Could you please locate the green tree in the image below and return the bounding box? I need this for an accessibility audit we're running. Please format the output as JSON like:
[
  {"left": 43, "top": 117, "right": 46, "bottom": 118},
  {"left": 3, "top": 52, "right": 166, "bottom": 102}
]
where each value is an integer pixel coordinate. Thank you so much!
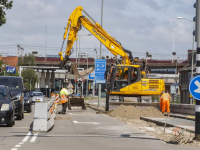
[
  {"left": 21, "top": 68, "right": 38, "bottom": 91},
  {"left": 0, "top": 0, "right": 13, "bottom": 26},
  {"left": 18, "top": 53, "right": 36, "bottom": 66}
]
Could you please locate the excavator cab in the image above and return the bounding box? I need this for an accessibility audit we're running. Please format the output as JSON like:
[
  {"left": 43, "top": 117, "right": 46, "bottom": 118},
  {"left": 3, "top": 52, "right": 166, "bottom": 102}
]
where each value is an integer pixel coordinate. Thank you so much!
[{"left": 108, "top": 65, "right": 141, "bottom": 92}]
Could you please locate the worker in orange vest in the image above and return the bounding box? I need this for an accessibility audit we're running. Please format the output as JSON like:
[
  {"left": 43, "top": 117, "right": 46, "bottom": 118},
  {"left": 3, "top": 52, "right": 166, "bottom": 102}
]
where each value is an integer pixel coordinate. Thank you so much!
[
  {"left": 160, "top": 91, "right": 171, "bottom": 117},
  {"left": 60, "top": 88, "right": 70, "bottom": 114}
]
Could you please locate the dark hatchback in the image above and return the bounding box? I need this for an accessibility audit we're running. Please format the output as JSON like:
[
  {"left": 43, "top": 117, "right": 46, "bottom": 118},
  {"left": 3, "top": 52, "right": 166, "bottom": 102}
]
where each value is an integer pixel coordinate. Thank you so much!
[
  {"left": 0, "top": 76, "right": 26, "bottom": 120},
  {"left": 0, "top": 85, "right": 16, "bottom": 127},
  {"left": 24, "top": 92, "right": 32, "bottom": 113}
]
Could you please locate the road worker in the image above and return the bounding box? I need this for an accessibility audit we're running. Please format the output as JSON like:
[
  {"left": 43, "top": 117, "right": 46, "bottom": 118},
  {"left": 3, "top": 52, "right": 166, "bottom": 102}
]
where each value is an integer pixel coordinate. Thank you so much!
[
  {"left": 60, "top": 87, "right": 70, "bottom": 114},
  {"left": 160, "top": 91, "right": 171, "bottom": 117}
]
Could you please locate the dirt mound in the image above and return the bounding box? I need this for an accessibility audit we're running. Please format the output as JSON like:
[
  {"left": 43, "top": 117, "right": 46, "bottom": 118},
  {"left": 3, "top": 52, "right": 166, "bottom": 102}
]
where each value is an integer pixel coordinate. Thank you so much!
[{"left": 108, "top": 105, "right": 164, "bottom": 119}]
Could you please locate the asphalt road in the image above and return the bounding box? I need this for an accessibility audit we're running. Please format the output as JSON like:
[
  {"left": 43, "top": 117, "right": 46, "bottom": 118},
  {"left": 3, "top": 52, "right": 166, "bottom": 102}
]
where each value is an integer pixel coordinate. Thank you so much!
[{"left": 0, "top": 105, "right": 199, "bottom": 150}]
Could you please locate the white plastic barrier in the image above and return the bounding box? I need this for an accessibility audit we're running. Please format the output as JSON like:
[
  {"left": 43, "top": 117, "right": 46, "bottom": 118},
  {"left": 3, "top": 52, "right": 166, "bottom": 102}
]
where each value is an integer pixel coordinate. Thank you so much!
[{"left": 33, "top": 98, "right": 57, "bottom": 133}]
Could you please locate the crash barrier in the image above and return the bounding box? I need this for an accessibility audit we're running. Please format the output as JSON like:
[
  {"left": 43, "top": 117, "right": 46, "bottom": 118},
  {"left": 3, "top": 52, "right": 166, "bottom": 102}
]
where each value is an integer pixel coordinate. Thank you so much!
[
  {"left": 109, "top": 102, "right": 195, "bottom": 115},
  {"left": 55, "top": 94, "right": 60, "bottom": 104},
  {"left": 51, "top": 93, "right": 55, "bottom": 99},
  {"left": 68, "top": 95, "right": 86, "bottom": 110},
  {"left": 33, "top": 98, "right": 57, "bottom": 133}
]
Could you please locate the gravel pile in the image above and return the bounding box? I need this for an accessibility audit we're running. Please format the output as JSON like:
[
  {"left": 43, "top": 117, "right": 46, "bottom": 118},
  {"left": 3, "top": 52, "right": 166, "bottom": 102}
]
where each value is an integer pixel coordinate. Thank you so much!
[{"left": 108, "top": 105, "right": 164, "bottom": 119}]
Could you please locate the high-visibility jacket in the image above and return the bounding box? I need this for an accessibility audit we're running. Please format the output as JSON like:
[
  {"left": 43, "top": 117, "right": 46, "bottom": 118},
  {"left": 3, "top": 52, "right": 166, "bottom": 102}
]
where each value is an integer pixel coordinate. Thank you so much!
[
  {"left": 160, "top": 93, "right": 171, "bottom": 113},
  {"left": 60, "top": 88, "right": 70, "bottom": 103}
]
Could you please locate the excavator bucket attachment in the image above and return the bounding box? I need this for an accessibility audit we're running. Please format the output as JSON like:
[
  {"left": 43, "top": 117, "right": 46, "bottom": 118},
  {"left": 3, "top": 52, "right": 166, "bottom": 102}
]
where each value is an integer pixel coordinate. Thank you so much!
[{"left": 70, "top": 64, "right": 94, "bottom": 78}]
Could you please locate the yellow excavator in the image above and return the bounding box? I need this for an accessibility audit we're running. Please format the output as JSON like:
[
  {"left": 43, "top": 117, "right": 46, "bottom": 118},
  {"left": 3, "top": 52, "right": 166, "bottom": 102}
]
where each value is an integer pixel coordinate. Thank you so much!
[{"left": 59, "top": 6, "right": 165, "bottom": 111}]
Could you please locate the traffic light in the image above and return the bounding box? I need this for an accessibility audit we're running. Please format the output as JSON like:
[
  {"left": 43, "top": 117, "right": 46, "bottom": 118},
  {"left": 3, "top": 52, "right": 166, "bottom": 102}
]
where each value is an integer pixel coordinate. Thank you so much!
[
  {"left": 0, "top": 67, "right": 1, "bottom": 73},
  {"left": 194, "top": 1, "right": 199, "bottom": 42}
]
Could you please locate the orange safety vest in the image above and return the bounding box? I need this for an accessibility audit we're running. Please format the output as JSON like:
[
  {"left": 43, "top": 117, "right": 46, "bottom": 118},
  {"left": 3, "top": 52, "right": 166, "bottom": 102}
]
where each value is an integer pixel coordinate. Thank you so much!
[{"left": 60, "top": 95, "right": 68, "bottom": 103}]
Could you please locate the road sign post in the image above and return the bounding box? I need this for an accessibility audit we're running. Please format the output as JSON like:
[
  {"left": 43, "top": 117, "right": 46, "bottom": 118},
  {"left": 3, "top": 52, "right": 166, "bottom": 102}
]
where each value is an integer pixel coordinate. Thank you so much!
[
  {"left": 194, "top": 0, "right": 200, "bottom": 140},
  {"left": 95, "top": 59, "right": 106, "bottom": 107}
]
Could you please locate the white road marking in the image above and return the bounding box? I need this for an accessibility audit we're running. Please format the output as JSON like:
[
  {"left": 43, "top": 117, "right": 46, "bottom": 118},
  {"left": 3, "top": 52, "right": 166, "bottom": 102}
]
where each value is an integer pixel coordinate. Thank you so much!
[
  {"left": 22, "top": 132, "right": 31, "bottom": 142},
  {"left": 11, "top": 148, "right": 18, "bottom": 150},
  {"left": 15, "top": 145, "right": 21, "bottom": 147},
  {"left": 69, "top": 113, "right": 86, "bottom": 115},
  {"left": 30, "top": 134, "right": 38, "bottom": 142},
  {"left": 73, "top": 121, "right": 100, "bottom": 124},
  {"left": 18, "top": 142, "right": 24, "bottom": 144}
]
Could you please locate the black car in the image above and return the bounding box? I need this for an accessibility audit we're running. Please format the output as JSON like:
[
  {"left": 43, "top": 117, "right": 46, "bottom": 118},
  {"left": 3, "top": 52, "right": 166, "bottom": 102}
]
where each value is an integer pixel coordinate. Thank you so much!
[
  {"left": 24, "top": 92, "right": 32, "bottom": 113},
  {"left": 0, "top": 76, "right": 26, "bottom": 120},
  {"left": 0, "top": 85, "right": 16, "bottom": 127}
]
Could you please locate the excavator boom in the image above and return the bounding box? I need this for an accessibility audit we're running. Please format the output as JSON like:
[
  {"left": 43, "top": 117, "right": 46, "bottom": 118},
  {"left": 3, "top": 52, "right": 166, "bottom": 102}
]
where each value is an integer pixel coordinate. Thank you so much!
[{"left": 59, "top": 6, "right": 133, "bottom": 72}]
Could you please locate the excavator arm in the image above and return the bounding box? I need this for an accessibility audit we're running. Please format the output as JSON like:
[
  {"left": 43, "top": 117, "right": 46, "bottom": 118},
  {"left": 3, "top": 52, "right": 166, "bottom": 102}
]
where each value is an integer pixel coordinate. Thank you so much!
[{"left": 59, "top": 6, "right": 133, "bottom": 71}]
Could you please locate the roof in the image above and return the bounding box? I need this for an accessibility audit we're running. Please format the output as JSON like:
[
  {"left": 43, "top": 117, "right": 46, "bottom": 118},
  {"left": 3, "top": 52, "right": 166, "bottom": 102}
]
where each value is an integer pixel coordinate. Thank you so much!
[{"left": 0, "top": 56, "right": 18, "bottom": 69}]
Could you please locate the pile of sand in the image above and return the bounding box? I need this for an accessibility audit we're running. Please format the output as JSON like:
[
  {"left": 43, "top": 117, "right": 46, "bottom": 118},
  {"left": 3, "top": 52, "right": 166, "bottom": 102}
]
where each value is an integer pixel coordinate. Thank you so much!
[{"left": 108, "top": 105, "right": 164, "bottom": 119}]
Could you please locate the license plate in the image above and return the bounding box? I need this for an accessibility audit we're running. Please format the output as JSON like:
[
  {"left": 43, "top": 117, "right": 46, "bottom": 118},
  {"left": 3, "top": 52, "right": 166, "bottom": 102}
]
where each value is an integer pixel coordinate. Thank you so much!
[{"left": 36, "top": 100, "right": 40, "bottom": 102}]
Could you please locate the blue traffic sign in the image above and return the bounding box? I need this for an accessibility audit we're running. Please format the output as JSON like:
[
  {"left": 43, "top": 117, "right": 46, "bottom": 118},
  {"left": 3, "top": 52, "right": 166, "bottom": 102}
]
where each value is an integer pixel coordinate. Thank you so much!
[
  {"left": 6, "top": 67, "right": 16, "bottom": 74},
  {"left": 189, "top": 75, "right": 200, "bottom": 100},
  {"left": 95, "top": 59, "right": 106, "bottom": 83}
]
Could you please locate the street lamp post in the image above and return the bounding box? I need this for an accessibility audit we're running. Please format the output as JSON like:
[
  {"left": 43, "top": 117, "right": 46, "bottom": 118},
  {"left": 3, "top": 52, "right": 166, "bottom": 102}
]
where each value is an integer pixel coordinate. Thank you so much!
[
  {"left": 176, "top": 57, "right": 180, "bottom": 75},
  {"left": 77, "top": 34, "right": 92, "bottom": 69},
  {"left": 177, "top": 17, "right": 195, "bottom": 79},
  {"left": 169, "top": 29, "right": 175, "bottom": 63},
  {"left": 44, "top": 25, "right": 47, "bottom": 61}
]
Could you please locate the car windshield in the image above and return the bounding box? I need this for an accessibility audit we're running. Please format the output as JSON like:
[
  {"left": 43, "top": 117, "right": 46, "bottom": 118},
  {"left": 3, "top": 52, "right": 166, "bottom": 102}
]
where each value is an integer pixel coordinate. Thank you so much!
[
  {"left": 0, "top": 78, "right": 20, "bottom": 91},
  {"left": 0, "top": 87, "right": 7, "bottom": 99},
  {"left": 33, "top": 93, "right": 43, "bottom": 96}
]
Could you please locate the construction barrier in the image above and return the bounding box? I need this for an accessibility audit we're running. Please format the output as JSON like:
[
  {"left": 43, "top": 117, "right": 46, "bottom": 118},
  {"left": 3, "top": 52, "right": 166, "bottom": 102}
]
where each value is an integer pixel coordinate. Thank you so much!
[
  {"left": 33, "top": 98, "right": 57, "bottom": 133},
  {"left": 55, "top": 94, "right": 60, "bottom": 104}
]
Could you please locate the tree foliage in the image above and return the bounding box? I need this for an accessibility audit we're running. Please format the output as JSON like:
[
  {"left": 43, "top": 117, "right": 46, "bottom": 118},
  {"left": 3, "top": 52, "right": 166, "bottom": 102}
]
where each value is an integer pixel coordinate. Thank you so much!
[
  {"left": 21, "top": 68, "right": 38, "bottom": 91},
  {"left": 18, "top": 53, "right": 36, "bottom": 66},
  {"left": 0, "top": 0, "right": 13, "bottom": 26}
]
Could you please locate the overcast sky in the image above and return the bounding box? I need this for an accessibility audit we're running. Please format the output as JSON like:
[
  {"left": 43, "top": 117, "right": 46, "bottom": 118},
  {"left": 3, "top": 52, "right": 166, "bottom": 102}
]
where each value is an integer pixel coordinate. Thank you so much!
[{"left": 0, "top": 0, "right": 196, "bottom": 59}]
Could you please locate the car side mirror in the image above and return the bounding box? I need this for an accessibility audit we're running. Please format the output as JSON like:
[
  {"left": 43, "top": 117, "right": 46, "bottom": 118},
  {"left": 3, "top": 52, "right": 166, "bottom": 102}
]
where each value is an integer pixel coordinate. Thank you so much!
[
  {"left": 22, "top": 88, "right": 27, "bottom": 92},
  {"left": 12, "top": 97, "right": 18, "bottom": 101}
]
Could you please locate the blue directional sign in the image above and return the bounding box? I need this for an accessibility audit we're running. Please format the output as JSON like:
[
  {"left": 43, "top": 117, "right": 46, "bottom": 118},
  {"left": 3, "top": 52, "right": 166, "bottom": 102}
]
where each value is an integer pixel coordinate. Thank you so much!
[
  {"left": 95, "top": 59, "right": 106, "bottom": 83},
  {"left": 6, "top": 67, "right": 16, "bottom": 74},
  {"left": 189, "top": 75, "right": 200, "bottom": 100},
  {"left": 89, "top": 71, "right": 95, "bottom": 80}
]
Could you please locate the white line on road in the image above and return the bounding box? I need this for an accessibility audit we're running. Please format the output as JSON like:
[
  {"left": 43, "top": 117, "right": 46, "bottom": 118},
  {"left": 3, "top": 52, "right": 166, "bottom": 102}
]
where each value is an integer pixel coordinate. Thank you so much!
[
  {"left": 69, "top": 113, "right": 86, "bottom": 115},
  {"left": 22, "top": 132, "right": 31, "bottom": 142},
  {"left": 15, "top": 145, "right": 21, "bottom": 147},
  {"left": 30, "top": 134, "right": 38, "bottom": 142},
  {"left": 11, "top": 148, "right": 18, "bottom": 150},
  {"left": 18, "top": 142, "right": 24, "bottom": 144},
  {"left": 73, "top": 121, "right": 100, "bottom": 124}
]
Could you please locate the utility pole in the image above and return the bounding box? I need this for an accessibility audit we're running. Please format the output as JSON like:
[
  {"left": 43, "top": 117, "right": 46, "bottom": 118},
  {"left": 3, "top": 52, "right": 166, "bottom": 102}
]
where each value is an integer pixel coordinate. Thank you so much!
[{"left": 98, "top": 0, "right": 104, "bottom": 107}]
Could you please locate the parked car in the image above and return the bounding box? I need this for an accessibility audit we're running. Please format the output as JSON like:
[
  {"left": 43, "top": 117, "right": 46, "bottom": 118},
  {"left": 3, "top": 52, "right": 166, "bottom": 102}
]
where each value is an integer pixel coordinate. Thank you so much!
[
  {"left": 0, "top": 85, "right": 16, "bottom": 127},
  {"left": 0, "top": 76, "right": 27, "bottom": 120},
  {"left": 32, "top": 92, "right": 44, "bottom": 103},
  {"left": 24, "top": 92, "right": 32, "bottom": 113}
]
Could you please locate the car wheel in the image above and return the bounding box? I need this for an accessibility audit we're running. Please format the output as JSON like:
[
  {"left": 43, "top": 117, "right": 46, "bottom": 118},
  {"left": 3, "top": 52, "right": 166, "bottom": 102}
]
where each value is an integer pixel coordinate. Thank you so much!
[
  {"left": 17, "top": 112, "right": 22, "bottom": 120},
  {"left": 13, "top": 116, "right": 15, "bottom": 125},
  {"left": 28, "top": 106, "right": 32, "bottom": 113},
  {"left": 7, "top": 116, "right": 13, "bottom": 127},
  {"left": 22, "top": 112, "right": 24, "bottom": 119}
]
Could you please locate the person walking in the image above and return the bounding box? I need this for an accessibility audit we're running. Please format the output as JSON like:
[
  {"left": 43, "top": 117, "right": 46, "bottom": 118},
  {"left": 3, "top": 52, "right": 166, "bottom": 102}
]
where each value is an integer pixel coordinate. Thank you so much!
[
  {"left": 160, "top": 91, "right": 171, "bottom": 117},
  {"left": 60, "top": 88, "right": 70, "bottom": 114}
]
